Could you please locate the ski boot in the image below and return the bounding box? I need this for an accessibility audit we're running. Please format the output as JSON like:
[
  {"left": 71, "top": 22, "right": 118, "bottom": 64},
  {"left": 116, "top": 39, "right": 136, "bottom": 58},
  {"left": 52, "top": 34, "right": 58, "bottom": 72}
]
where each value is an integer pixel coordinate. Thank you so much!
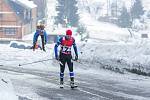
[
  {"left": 60, "top": 81, "right": 64, "bottom": 88},
  {"left": 70, "top": 81, "right": 78, "bottom": 89},
  {"left": 43, "top": 48, "right": 46, "bottom": 52}
]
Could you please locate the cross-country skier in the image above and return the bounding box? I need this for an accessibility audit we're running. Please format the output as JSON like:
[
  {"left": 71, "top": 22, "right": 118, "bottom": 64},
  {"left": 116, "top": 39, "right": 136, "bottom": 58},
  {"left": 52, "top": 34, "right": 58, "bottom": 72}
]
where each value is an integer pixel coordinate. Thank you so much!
[
  {"left": 54, "top": 29, "right": 78, "bottom": 88},
  {"left": 33, "top": 24, "right": 48, "bottom": 51}
]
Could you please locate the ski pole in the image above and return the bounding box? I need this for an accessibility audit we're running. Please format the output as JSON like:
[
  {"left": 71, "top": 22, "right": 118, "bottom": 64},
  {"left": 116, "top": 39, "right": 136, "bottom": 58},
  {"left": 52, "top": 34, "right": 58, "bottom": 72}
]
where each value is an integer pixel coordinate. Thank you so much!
[
  {"left": 18, "top": 58, "right": 53, "bottom": 66},
  {"left": 59, "top": 61, "right": 63, "bottom": 66},
  {"left": 56, "top": 60, "right": 63, "bottom": 66}
]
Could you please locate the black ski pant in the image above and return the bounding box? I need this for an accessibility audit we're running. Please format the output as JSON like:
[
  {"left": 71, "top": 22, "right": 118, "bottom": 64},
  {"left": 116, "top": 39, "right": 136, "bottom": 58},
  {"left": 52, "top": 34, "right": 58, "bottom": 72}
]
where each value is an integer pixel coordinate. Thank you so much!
[
  {"left": 59, "top": 53, "right": 74, "bottom": 82},
  {"left": 33, "top": 35, "right": 45, "bottom": 51},
  {"left": 40, "top": 35, "right": 45, "bottom": 51}
]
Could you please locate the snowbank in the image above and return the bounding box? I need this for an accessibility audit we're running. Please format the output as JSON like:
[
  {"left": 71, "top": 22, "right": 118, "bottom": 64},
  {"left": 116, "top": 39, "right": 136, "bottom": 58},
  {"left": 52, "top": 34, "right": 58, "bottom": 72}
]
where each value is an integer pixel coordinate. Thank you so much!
[
  {"left": 79, "top": 38, "right": 150, "bottom": 75},
  {"left": 9, "top": 41, "right": 32, "bottom": 49}
]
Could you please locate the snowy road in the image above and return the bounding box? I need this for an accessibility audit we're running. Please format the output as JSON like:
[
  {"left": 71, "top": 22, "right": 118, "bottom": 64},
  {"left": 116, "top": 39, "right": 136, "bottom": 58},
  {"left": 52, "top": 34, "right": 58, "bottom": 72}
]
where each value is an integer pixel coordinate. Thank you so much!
[{"left": 0, "top": 63, "right": 150, "bottom": 100}]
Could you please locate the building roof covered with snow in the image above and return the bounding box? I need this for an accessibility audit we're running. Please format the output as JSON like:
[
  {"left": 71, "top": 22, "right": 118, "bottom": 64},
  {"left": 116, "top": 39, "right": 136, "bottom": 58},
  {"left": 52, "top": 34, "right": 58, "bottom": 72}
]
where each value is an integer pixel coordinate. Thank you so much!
[{"left": 10, "top": 0, "right": 37, "bottom": 9}]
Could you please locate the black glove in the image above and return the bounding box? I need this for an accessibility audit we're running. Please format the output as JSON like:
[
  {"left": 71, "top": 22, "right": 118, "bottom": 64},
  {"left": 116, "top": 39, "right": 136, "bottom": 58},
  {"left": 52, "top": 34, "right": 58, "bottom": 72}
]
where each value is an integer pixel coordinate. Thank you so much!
[{"left": 75, "top": 55, "right": 78, "bottom": 61}]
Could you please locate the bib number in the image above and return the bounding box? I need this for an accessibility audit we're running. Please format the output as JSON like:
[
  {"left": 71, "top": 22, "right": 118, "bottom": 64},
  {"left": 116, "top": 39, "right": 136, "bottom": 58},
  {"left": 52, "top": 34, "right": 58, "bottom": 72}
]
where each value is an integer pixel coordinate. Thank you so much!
[{"left": 62, "top": 46, "right": 71, "bottom": 53}]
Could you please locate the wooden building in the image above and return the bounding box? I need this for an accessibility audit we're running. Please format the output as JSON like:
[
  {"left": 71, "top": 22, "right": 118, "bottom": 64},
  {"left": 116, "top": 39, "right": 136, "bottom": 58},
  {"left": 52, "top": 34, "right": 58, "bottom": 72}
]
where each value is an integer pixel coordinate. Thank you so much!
[{"left": 0, "top": 0, "right": 37, "bottom": 40}]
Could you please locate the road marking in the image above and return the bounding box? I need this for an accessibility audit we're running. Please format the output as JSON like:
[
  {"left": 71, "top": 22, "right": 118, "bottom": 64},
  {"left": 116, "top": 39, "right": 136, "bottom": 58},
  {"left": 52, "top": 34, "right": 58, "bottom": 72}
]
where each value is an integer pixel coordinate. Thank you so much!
[
  {"left": 64, "top": 84, "right": 110, "bottom": 100},
  {"left": 78, "top": 88, "right": 110, "bottom": 100}
]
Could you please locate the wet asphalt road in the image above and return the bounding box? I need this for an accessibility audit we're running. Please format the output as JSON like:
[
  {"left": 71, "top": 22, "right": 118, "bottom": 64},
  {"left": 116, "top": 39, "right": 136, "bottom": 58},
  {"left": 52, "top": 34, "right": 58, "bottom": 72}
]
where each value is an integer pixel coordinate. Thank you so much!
[{"left": 0, "top": 64, "right": 150, "bottom": 100}]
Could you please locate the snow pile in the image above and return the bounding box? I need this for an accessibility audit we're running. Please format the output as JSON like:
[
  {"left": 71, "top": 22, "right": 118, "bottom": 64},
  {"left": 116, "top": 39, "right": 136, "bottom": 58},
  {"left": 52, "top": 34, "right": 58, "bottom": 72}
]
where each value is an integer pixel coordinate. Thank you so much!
[
  {"left": 9, "top": 41, "right": 32, "bottom": 49},
  {"left": 79, "top": 38, "right": 150, "bottom": 74},
  {"left": 0, "top": 43, "right": 53, "bottom": 68},
  {"left": 0, "top": 74, "right": 18, "bottom": 100}
]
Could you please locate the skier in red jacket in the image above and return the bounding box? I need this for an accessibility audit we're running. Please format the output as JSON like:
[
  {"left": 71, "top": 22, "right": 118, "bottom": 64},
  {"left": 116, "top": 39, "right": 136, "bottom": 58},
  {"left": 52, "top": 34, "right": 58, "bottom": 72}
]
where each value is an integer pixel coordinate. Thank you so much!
[{"left": 54, "top": 29, "right": 78, "bottom": 88}]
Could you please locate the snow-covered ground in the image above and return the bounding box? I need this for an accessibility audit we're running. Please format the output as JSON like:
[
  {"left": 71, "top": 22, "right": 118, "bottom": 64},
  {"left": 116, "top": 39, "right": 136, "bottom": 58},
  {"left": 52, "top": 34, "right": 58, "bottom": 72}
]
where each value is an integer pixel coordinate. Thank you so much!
[
  {"left": 0, "top": 41, "right": 150, "bottom": 99},
  {"left": 77, "top": 13, "right": 150, "bottom": 74},
  {"left": 0, "top": 74, "right": 18, "bottom": 100},
  {"left": 0, "top": 43, "right": 53, "bottom": 99},
  {"left": 79, "top": 12, "right": 131, "bottom": 41}
]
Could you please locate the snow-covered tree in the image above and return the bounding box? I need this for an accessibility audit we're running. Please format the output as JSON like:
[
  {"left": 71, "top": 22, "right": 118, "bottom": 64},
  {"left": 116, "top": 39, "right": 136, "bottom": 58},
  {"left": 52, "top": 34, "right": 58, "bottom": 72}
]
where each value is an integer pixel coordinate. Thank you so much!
[
  {"left": 118, "top": 6, "right": 131, "bottom": 28},
  {"left": 55, "top": 0, "right": 79, "bottom": 27},
  {"left": 76, "top": 24, "right": 88, "bottom": 41},
  {"left": 131, "top": 0, "right": 144, "bottom": 19},
  {"left": 111, "top": 2, "right": 117, "bottom": 17}
]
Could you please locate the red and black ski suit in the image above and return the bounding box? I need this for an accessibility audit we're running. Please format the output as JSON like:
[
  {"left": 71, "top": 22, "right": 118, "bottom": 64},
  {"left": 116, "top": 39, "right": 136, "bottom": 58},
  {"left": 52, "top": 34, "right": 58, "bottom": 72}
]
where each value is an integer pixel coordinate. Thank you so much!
[{"left": 54, "top": 36, "right": 78, "bottom": 83}]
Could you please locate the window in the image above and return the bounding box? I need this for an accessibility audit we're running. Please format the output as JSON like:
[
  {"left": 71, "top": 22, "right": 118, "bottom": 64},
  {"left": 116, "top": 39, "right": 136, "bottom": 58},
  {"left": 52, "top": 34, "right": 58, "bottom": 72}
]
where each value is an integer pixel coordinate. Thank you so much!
[
  {"left": 0, "top": 27, "right": 3, "bottom": 32},
  {"left": 24, "top": 10, "right": 31, "bottom": 22},
  {"left": 0, "top": 14, "right": 3, "bottom": 18},
  {"left": 4, "top": 28, "right": 16, "bottom": 35}
]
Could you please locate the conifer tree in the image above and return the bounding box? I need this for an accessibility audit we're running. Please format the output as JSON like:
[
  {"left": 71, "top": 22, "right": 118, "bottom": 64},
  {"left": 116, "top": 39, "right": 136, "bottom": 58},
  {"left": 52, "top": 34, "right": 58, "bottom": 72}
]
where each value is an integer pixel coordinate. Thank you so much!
[
  {"left": 119, "top": 6, "right": 131, "bottom": 28},
  {"left": 55, "top": 0, "right": 79, "bottom": 27},
  {"left": 131, "top": 0, "right": 144, "bottom": 19}
]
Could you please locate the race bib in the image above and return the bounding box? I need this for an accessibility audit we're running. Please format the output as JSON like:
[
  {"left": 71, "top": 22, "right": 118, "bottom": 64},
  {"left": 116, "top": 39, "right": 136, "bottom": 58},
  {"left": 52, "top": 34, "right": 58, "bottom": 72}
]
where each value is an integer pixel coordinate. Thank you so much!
[{"left": 61, "top": 46, "right": 71, "bottom": 53}]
